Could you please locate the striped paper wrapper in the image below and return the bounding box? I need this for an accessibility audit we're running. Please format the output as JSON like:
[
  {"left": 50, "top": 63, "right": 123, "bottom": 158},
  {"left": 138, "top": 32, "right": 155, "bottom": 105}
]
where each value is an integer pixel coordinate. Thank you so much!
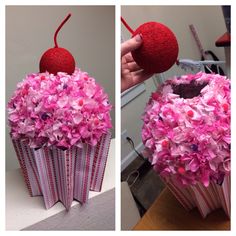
[
  {"left": 162, "top": 175, "right": 230, "bottom": 218},
  {"left": 90, "top": 132, "right": 111, "bottom": 192},
  {"left": 11, "top": 132, "right": 111, "bottom": 210}
]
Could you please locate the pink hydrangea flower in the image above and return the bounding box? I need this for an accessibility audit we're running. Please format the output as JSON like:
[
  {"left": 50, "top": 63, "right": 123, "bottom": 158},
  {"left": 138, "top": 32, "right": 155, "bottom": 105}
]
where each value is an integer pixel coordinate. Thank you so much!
[
  {"left": 142, "top": 72, "right": 230, "bottom": 187},
  {"left": 8, "top": 68, "right": 112, "bottom": 149}
]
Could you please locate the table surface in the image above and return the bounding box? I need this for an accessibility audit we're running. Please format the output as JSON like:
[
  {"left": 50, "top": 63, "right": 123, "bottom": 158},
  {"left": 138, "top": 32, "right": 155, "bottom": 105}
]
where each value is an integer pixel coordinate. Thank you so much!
[
  {"left": 6, "top": 139, "right": 115, "bottom": 231},
  {"left": 134, "top": 187, "right": 230, "bottom": 230}
]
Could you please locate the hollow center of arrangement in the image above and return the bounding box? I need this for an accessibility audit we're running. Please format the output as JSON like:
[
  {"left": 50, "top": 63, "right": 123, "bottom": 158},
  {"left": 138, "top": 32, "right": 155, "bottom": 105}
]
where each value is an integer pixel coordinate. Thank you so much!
[{"left": 172, "top": 81, "right": 208, "bottom": 99}]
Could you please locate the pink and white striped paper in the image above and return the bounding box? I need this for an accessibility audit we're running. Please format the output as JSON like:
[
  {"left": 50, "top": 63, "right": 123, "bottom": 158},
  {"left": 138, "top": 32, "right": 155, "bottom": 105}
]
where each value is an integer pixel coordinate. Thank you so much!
[
  {"left": 12, "top": 132, "right": 111, "bottom": 210},
  {"left": 162, "top": 175, "right": 230, "bottom": 218},
  {"left": 90, "top": 132, "right": 111, "bottom": 192}
]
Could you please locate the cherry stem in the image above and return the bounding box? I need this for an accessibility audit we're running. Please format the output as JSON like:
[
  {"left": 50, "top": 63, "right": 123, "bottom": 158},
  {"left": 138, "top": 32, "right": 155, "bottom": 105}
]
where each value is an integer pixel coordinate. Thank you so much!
[
  {"left": 54, "top": 13, "right": 72, "bottom": 48},
  {"left": 121, "top": 17, "right": 134, "bottom": 34}
]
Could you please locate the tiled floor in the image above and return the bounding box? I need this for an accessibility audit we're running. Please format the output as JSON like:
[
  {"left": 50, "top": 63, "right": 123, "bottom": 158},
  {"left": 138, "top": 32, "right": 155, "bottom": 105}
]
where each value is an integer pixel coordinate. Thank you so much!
[{"left": 121, "top": 156, "right": 165, "bottom": 215}]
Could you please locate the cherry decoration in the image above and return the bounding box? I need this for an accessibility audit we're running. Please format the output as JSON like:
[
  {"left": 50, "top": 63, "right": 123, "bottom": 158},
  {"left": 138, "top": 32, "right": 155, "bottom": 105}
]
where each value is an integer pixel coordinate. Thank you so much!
[
  {"left": 121, "top": 17, "right": 179, "bottom": 74},
  {"left": 39, "top": 13, "right": 75, "bottom": 75}
]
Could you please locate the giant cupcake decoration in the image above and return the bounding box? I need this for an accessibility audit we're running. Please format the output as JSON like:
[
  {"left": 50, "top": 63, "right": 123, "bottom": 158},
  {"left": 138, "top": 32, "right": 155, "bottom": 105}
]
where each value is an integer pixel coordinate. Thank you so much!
[
  {"left": 8, "top": 14, "right": 112, "bottom": 149},
  {"left": 142, "top": 72, "right": 230, "bottom": 186},
  {"left": 142, "top": 72, "right": 230, "bottom": 218},
  {"left": 7, "top": 13, "right": 112, "bottom": 210}
]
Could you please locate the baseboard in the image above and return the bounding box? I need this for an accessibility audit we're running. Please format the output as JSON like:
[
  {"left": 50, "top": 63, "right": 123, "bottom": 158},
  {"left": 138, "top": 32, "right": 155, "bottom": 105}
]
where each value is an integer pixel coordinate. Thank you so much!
[{"left": 121, "top": 142, "right": 144, "bottom": 172}]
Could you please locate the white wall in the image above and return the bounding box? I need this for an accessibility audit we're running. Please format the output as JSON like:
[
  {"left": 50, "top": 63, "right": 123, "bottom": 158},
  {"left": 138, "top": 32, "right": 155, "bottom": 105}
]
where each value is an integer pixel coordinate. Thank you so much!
[
  {"left": 6, "top": 6, "right": 115, "bottom": 170},
  {"left": 121, "top": 6, "right": 227, "bottom": 170}
]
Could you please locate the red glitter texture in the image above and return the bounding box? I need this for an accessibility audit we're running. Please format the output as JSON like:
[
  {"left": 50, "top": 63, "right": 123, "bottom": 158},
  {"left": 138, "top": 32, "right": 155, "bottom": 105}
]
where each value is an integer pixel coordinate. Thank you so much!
[
  {"left": 39, "top": 47, "right": 75, "bottom": 75},
  {"left": 187, "top": 110, "right": 194, "bottom": 117},
  {"left": 39, "top": 14, "right": 75, "bottom": 75},
  {"left": 132, "top": 22, "right": 179, "bottom": 73}
]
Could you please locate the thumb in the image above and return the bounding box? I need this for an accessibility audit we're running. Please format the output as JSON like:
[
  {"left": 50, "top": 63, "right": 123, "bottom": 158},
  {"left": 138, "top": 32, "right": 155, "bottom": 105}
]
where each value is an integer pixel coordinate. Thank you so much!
[{"left": 121, "top": 34, "right": 142, "bottom": 57}]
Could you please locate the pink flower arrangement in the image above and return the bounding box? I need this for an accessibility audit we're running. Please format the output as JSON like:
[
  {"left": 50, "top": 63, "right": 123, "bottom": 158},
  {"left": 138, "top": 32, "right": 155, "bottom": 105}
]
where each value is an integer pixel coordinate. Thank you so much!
[
  {"left": 8, "top": 68, "right": 112, "bottom": 149},
  {"left": 142, "top": 72, "right": 230, "bottom": 187}
]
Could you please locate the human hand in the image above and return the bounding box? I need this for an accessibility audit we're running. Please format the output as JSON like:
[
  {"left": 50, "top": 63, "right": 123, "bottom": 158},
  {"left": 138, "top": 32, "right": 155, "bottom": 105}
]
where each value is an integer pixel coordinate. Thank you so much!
[{"left": 121, "top": 34, "right": 153, "bottom": 92}]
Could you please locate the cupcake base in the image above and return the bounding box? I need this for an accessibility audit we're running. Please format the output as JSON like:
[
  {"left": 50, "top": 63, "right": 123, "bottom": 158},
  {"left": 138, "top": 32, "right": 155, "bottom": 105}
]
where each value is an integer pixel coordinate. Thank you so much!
[
  {"left": 12, "top": 132, "right": 111, "bottom": 210},
  {"left": 162, "top": 175, "right": 230, "bottom": 218}
]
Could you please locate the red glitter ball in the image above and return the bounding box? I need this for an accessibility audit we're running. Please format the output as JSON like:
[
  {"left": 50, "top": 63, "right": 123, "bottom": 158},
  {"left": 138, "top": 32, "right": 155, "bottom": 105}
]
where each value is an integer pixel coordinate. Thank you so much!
[
  {"left": 178, "top": 167, "right": 185, "bottom": 175},
  {"left": 94, "top": 118, "right": 99, "bottom": 126},
  {"left": 151, "top": 92, "right": 159, "bottom": 100},
  {"left": 187, "top": 110, "right": 194, "bottom": 117},
  {"left": 131, "top": 22, "right": 179, "bottom": 73},
  {"left": 222, "top": 103, "right": 229, "bottom": 112},
  {"left": 78, "top": 99, "right": 84, "bottom": 106},
  {"left": 161, "top": 140, "right": 169, "bottom": 148},
  {"left": 39, "top": 47, "right": 75, "bottom": 75}
]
